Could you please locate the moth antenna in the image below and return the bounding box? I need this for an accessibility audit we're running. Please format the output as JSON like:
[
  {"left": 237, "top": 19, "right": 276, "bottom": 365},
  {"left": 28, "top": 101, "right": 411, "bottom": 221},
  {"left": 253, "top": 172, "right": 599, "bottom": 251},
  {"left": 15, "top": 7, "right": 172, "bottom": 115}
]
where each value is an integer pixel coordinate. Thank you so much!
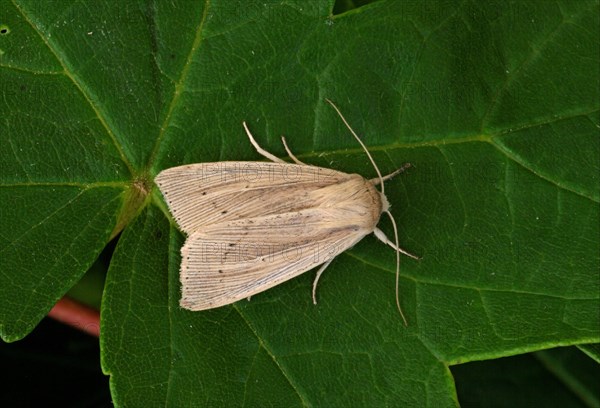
[
  {"left": 325, "top": 99, "right": 386, "bottom": 194},
  {"left": 385, "top": 210, "right": 408, "bottom": 326},
  {"left": 327, "top": 99, "right": 408, "bottom": 324}
]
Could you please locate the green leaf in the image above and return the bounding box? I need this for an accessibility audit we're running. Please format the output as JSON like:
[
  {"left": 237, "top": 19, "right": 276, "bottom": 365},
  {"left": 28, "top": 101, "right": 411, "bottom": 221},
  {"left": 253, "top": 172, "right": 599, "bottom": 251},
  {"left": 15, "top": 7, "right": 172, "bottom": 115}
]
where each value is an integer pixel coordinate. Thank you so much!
[
  {"left": 0, "top": 0, "right": 135, "bottom": 340},
  {"left": 1, "top": 0, "right": 598, "bottom": 405}
]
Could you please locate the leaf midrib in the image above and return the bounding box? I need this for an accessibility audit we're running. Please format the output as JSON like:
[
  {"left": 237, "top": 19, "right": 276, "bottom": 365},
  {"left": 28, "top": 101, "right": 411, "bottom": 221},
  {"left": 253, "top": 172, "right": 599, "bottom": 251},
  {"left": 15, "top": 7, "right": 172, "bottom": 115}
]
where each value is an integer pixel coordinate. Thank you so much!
[{"left": 145, "top": 0, "right": 212, "bottom": 173}]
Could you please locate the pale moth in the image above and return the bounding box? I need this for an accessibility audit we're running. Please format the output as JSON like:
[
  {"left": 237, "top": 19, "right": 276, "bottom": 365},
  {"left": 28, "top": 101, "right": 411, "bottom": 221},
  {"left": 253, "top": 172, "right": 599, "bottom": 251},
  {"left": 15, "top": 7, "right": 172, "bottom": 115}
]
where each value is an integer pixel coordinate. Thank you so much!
[{"left": 155, "top": 99, "right": 418, "bottom": 324}]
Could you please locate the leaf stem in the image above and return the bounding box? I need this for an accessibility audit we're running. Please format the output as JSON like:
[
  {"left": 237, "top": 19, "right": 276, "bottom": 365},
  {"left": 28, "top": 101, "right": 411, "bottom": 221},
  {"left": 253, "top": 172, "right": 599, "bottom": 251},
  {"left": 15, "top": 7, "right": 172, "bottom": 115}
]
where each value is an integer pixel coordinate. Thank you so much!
[{"left": 48, "top": 297, "right": 100, "bottom": 338}]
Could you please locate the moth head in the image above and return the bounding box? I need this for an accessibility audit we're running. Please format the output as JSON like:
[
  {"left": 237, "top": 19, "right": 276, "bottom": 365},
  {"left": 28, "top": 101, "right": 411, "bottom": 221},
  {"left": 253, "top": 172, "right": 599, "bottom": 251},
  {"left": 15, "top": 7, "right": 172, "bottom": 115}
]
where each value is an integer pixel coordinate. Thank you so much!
[{"left": 380, "top": 191, "right": 390, "bottom": 213}]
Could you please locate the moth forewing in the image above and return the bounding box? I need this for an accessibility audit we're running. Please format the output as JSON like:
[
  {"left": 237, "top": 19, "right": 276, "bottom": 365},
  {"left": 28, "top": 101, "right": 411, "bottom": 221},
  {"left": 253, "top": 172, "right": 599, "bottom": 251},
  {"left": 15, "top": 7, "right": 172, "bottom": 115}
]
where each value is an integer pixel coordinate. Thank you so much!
[
  {"left": 155, "top": 99, "right": 415, "bottom": 324},
  {"left": 154, "top": 162, "right": 349, "bottom": 234},
  {"left": 179, "top": 205, "right": 374, "bottom": 310}
]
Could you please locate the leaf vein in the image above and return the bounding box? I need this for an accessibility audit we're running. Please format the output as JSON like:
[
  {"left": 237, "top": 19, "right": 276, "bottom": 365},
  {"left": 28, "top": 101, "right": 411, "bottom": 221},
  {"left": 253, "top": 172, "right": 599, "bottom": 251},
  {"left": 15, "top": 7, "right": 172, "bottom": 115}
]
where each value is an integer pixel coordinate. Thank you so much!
[
  {"left": 146, "top": 0, "right": 212, "bottom": 171},
  {"left": 233, "top": 305, "right": 310, "bottom": 407},
  {"left": 10, "top": 0, "right": 135, "bottom": 176}
]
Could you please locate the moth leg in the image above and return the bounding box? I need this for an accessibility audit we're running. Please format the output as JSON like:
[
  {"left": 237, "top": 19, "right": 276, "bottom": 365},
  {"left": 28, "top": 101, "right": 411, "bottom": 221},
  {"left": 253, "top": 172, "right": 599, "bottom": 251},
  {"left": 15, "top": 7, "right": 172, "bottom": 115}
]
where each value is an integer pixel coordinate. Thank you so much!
[
  {"left": 281, "top": 136, "right": 307, "bottom": 165},
  {"left": 243, "top": 122, "right": 286, "bottom": 163},
  {"left": 371, "top": 163, "right": 412, "bottom": 185},
  {"left": 373, "top": 228, "right": 420, "bottom": 260},
  {"left": 312, "top": 258, "right": 335, "bottom": 305}
]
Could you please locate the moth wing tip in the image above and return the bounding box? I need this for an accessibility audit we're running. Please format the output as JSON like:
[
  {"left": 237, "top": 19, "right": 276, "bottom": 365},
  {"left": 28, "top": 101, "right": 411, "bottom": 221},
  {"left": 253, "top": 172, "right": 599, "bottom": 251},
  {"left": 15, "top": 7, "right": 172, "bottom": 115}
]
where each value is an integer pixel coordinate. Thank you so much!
[
  {"left": 181, "top": 297, "right": 217, "bottom": 311},
  {"left": 180, "top": 297, "right": 198, "bottom": 310}
]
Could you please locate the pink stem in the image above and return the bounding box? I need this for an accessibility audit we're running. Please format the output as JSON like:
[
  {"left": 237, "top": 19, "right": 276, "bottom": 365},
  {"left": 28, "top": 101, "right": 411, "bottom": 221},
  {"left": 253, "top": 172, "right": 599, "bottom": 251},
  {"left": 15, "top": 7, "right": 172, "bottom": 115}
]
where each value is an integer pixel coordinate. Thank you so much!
[{"left": 48, "top": 297, "right": 100, "bottom": 337}]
